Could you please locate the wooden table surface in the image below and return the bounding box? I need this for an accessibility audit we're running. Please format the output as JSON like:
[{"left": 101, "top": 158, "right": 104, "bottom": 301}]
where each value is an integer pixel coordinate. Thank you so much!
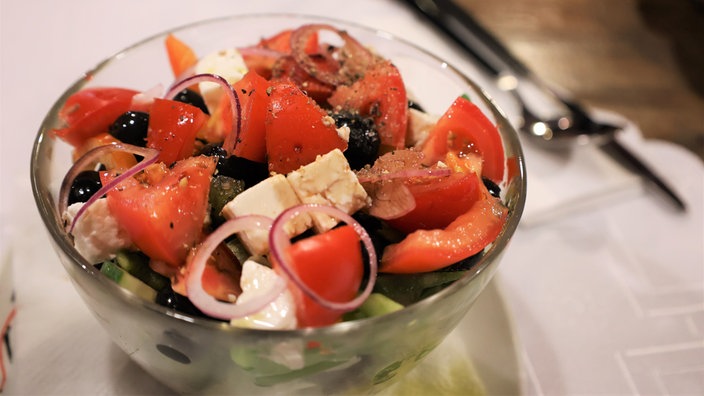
[{"left": 456, "top": 0, "right": 704, "bottom": 162}]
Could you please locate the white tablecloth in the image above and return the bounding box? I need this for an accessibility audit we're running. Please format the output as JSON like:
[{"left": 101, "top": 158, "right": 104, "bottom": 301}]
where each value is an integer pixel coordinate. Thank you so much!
[{"left": 1, "top": 0, "right": 702, "bottom": 394}]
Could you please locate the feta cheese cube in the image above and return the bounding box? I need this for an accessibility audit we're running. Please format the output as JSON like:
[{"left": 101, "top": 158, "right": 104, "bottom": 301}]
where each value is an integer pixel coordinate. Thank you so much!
[
  {"left": 62, "top": 199, "right": 133, "bottom": 263},
  {"left": 221, "top": 174, "right": 312, "bottom": 255},
  {"left": 194, "top": 48, "right": 248, "bottom": 109},
  {"left": 287, "top": 149, "right": 370, "bottom": 232},
  {"left": 229, "top": 259, "right": 297, "bottom": 330}
]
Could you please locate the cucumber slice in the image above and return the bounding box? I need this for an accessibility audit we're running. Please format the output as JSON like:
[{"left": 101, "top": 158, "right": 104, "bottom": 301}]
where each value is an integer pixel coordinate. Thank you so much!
[
  {"left": 100, "top": 261, "right": 158, "bottom": 301},
  {"left": 210, "top": 175, "right": 245, "bottom": 225},
  {"left": 373, "top": 271, "right": 465, "bottom": 306},
  {"left": 114, "top": 250, "right": 169, "bottom": 291},
  {"left": 343, "top": 293, "right": 403, "bottom": 321}
]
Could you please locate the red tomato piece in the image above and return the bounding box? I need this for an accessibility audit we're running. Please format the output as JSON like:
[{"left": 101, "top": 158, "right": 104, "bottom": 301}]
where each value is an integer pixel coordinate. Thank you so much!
[
  {"left": 241, "top": 53, "right": 279, "bottom": 81},
  {"left": 258, "top": 29, "right": 319, "bottom": 54},
  {"left": 327, "top": 61, "right": 408, "bottom": 152},
  {"left": 227, "top": 71, "right": 270, "bottom": 162},
  {"left": 280, "top": 225, "right": 364, "bottom": 327},
  {"left": 386, "top": 172, "right": 482, "bottom": 234},
  {"left": 165, "top": 34, "right": 198, "bottom": 79},
  {"left": 197, "top": 244, "right": 242, "bottom": 300},
  {"left": 53, "top": 87, "right": 138, "bottom": 147},
  {"left": 380, "top": 183, "right": 508, "bottom": 274},
  {"left": 243, "top": 29, "right": 319, "bottom": 79},
  {"left": 147, "top": 98, "right": 208, "bottom": 165},
  {"left": 271, "top": 55, "right": 337, "bottom": 103},
  {"left": 102, "top": 156, "right": 217, "bottom": 268},
  {"left": 265, "top": 80, "right": 347, "bottom": 174},
  {"left": 421, "top": 96, "right": 505, "bottom": 183}
]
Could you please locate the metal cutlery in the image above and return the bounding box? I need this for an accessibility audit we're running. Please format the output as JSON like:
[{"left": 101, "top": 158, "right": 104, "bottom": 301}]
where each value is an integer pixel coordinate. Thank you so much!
[{"left": 402, "top": 0, "right": 687, "bottom": 211}]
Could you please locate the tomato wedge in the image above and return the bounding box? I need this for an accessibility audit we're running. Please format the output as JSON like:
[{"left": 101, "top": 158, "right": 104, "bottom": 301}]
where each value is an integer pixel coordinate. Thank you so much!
[
  {"left": 146, "top": 98, "right": 209, "bottom": 165},
  {"left": 328, "top": 61, "right": 408, "bottom": 152},
  {"left": 265, "top": 80, "right": 347, "bottom": 174},
  {"left": 227, "top": 71, "right": 270, "bottom": 162},
  {"left": 386, "top": 172, "right": 482, "bottom": 234},
  {"left": 165, "top": 34, "right": 198, "bottom": 79},
  {"left": 280, "top": 225, "right": 364, "bottom": 327},
  {"left": 53, "top": 87, "right": 138, "bottom": 147},
  {"left": 102, "top": 156, "right": 216, "bottom": 267},
  {"left": 421, "top": 96, "right": 505, "bottom": 183},
  {"left": 380, "top": 182, "right": 507, "bottom": 274}
]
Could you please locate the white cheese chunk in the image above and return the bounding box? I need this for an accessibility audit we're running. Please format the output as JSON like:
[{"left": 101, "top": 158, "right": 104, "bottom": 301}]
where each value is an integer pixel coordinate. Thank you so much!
[
  {"left": 287, "top": 149, "right": 370, "bottom": 232},
  {"left": 194, "top": 48, "right": 248, "bottom": 109},
  {"left": 230, "top": 259, "right": 297, "bottom": 330},
  {"left": 63, "top": 199, "right": 133, "bottom": 263},
  {"left": 406, "top": 107, "right": 439, "bottom": 148},
  {"left": 221, "top": 174, "right": 312, "bottom": 255}
]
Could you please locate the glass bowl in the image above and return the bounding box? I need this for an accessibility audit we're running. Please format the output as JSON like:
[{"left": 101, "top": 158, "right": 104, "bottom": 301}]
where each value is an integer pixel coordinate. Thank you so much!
[{"left": 31, "top": 13, "right": 526, "bottom": 395}]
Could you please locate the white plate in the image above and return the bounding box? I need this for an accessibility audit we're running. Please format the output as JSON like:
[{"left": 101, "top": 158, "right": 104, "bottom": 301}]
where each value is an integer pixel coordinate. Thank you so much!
[{"left": 383, "top": 278, "right": 522, "bottom": 395}]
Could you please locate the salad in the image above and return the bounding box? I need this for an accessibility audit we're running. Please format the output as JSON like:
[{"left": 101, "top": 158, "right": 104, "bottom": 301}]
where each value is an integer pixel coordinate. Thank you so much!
[{"left": 52, "top": 24, "right": 508, "bottom": 330}]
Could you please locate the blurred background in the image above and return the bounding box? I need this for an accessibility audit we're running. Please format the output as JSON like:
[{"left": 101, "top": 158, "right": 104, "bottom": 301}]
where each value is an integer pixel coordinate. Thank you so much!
[{"left": 457, "top": 0, "right": 704, "bottom": 161}]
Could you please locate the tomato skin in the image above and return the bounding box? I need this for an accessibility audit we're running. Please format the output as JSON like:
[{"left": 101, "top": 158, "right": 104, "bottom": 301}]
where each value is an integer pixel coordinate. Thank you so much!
[
  {"left": 147, "top": 98, "right": 208, "bottom": 165},
  {"left": 279, "top": 225, "right": 364, "bottom": 327},
  {"left": 380, "top": 183, "right": 507, "bottom": 274},
  {"left": 386, "top": 172, "right": 482, "bottom": 234},
  {"left": 102, "top": 156, "right": 217, "bottom": 267},
  {"left": 211, "top": 71, "right": 270, "bottom": 162},
  {"left": 165, "top": 34, "right": 198, "bottom": 79},
  {"left": 421, "top": 96, "right": 505, "bottom": 183},
  {"left": 328, "top": 61, "right": 408, "bottom": 152},
  {"left": 265, "top": 80, "right": 347, "bottom": 174},
  {"left": 53, "top": 87, "right": 138, "bottom": 147}
]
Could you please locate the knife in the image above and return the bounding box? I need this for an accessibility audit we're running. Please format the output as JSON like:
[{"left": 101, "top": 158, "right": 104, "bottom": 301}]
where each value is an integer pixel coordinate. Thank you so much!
[{"left": 401, "top": 0, "right": 687, "bottom": 211}]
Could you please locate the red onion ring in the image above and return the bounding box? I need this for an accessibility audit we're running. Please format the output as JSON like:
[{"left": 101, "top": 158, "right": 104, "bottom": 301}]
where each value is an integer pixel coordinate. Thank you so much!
[
  {"left": 290, "top": 24, "right": 376, "bottom": 86},
  {"left": 59, "top": 143, "right": 159, "bottom": 233},
  {"left": 356, "top": 167, "right": 451, "bottom": 184},
  {"left": 164, "top": 73, "right": 242, "bottom": 154},
  {"left": 186, "top": 215, "right": 288, "bottom": 320},
  {"left": 268, "top": 204, "right": 378, "bottom": 312}
]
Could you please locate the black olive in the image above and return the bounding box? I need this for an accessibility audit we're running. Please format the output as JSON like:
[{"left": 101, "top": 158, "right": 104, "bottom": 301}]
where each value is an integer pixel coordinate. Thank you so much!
[
  {"left": 198, "top": 143, "right": 229, "bottom": 169},
  {"left": 482, "top": 177, "right": 502, "bottom": 198},
  {"left": 68, "top": 170, "right": 102, "bottom": 205},
  {"left": 108, "top": 111, "right": 149, "bottom": 147},
  {"left": 197, "top": 143, "right": 268, "bottom": 189},
  {"left": 172, "top": 88, "right": 210, "bottom": 115},
  {"left": 155, "top": 287, "right": 205, "bottom": 317},
  {"left": 220, "top": 155, "right": 269, "bottom": 189},
  {"left": 329, "top": 110, "right": 380, "bottom": 170}
]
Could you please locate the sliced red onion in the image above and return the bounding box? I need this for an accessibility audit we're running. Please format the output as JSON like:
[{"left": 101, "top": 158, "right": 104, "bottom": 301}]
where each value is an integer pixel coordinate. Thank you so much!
[
  {"left": 59, "top": 143, "right": 159, "bottom": 233},
  {"left": 164, "top": 73, "right": 242, "bottom": 153},
  {"left": 290, "top": 24, "right": 376, "bottom": 86},
  {"left": 269, "top": 204, "right": 378, "bottom": 312},
  {"left": 356, "top": 167, "right": 451, "bottom": 184},
  {"left": 185, "top": 215, "right": 288, "bottom": 320}
]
